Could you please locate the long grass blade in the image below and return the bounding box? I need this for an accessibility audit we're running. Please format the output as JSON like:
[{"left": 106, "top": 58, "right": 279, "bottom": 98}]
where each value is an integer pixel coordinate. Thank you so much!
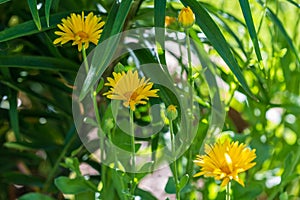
[
  {"left": 285, "top": 0, "right": 300, "bottom": 8},
  {"left": 154, "top": 0, "right": 166, "bottom": 65},
  {"left": 0, "top": 68, "right": 21, "bottom": 141},
  {"left": 0, "top": 12, "right": 69, "bottom": 42},
  {"left": 239, "top": 0, "right": 262, "bottom": 62},
  {"left": 0, "top": 56, "right": 78, "bottom": 72},
  {"left": 0, "top": 0, "right": 10, "bottom": 4},
  {"left": 27, "top": 0, "right": 42, "bottom": 30},
  {"left": 45, "top": 0, "right": 53, "bottom": 27}
]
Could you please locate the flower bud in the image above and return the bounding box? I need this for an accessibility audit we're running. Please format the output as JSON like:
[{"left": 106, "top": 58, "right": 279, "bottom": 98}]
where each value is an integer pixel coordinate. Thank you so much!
[
  {"left": 165, "top": 16, "right": 176, "bottom": 27},
  {"left": 178, "top": 6, "right": 195, "bottom": 29},
  {"left": 104, "top": 118, "right": 114, "bottom": 132},
  {"left": 166, "top": 105, "right": 178, "bottom": 121}
]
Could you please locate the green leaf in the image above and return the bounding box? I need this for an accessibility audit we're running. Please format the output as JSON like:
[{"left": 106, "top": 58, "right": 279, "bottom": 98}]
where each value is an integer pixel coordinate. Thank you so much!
[
  {"left": 0, "top": 0, "right": 10, "bottom": 4},
  {"left": 210, "top": 13, "right": 247, "bottom": 57},
  {"left": 0, "top": 68, "right": 21, "bottom": 141},
  {"left": 27, "top": 0, "right": 42, "bottom": 30},
  {"left": 111, "top": 169, "right": 128, "bottom": 200},
  {"left": 19, "top": 193, "right": 55, "bottom": 200},
  {"left": 154, "top": 0, "right": 166, "bottom": 46},
  {"left": 282, "top": 152, "right": 294, "bottom": 179},
  {"left": 55, "top": 176, "right": 97, "bottom": 194},
  {"left": 0, "top": 56, "right": 78, "bottom": 72},
  {"left": 180, "top": 0, "right": 254, "bottom": 98},
  {"left": 266, "top": 8, "right": 300, "bottom": 64},
  {"left": 4, "top": 140, "right": 57, "bottom": 150},
  {"left": 3, "top": 172, "right": 44, "bottom": 187},
  {"left": 95, "top": 78, "right": 104, "bottom": 93},
  {"left": 8, "top": 87, "right": 21, "bottom": 141},
  {"left": 239, "top": 0, "right": 262, "bottom": 62},
  {"left": 164, "top": 177, "right": 176, "bottom": 194},
  {"left": 135, "top": 188, "right": 157, "bottom": 200},
  {"left": 75, "top": 191, "right": 95, "bottom": 200},
  {"left": 0, "top": 12, "right": 69, "bottom": 42},
  {"left": 99, "top": 0, "right": 133, "bottom": 42},
  {"left": 178, "top": 174, "right": 189, "bottom": 191},
  {"left": 4, "top": 142, "right": 36, "bottom": 151},
  {"left": 234, "top": 183, "right": 263, "bottom": 199},
  {"left": 285, "top": 0, "right": 300, "bottom": 8},
  {"left": 279, "top": 192, "right": 289, "bottom": 200},
  {"left": 45, "top": 0, "right": 53, "bottom": 27},
  {"left": 154, "top": 0, "right": 166, "bottom": 28},
  {"left": 154, "top": 0, "right": 167, "bottom": 65}
]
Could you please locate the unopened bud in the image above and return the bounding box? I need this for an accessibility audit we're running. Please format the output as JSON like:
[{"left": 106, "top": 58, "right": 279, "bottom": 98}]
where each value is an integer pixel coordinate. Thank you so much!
[
  {"left": 178, "top": 6, "right": 195, "bottom": 29},
  {"left": 166, "top": 105, "right": 178, "bottom": 120}
]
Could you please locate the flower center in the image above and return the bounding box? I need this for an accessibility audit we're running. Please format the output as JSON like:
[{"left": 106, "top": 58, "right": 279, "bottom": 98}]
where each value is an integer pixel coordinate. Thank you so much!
[
  {"left": 75, "top": 31, "right": 89, "bottom": 41},
  {"left": 124, "top": 91, "right": 138, "bottom": 101},
  {"left": 220, "top": 153, "right": 233, "bottom": 174}
]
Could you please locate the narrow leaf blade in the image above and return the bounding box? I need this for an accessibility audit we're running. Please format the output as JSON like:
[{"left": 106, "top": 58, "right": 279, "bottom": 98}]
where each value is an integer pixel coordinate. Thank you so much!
[
  {"left": 27, "top": 0, "right": 42, "bottom": 30},
  {"left": 19, "top": 193, "right": 55, "bottom": 200},
  {"left": 45, "top": 0, "right": 53, "bottom": 27},
  {"left": 0, "top": 0, "right": 10, "bottom": 4},
  {"left": 239, "top": 0, "right": 262, "bottom": 61},
  {"left": 0, "top": 12, "right": 69, "bottom": 42},
  {"left": 0, "top": 56, "right": 78, "bottom": 72}
]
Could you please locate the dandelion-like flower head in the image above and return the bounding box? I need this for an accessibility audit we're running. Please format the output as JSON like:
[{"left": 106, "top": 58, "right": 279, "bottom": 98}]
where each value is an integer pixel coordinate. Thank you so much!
[
  {"left": 194, "top": 139, "right": 256, "bottom": 187},
  {"left": 103, "top": 70, "right": 159, "bottom": 111},
  {"left": 53, "top": 12, "right": 105, "bottom": 51}
]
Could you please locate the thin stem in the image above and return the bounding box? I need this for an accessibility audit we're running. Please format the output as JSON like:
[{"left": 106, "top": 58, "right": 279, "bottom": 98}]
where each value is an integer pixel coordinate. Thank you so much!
[
  {"left": 82, "top": 46, "right": 89, "bottom": 74},
  {"left": 82, "top": 46, "right": 106, "bottom": 194},
  {"left": 130, "top": 109, "right": 136, "bottom": 198},
  {"left": 186, "top": 29, "right": 192, "bottom": 84},
  {"left": 170, "top": 120, "right": 180, "bottom": 200},
  {"left": 185, "top": 28, "right": 194, "bottom": 178},
  {"left": 226, "top": 181, "right": 231, "bottom": 200}
]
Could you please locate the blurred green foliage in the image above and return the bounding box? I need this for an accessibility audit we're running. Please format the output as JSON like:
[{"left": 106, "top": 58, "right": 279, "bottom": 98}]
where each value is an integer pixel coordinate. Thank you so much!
[{"left": 0, "top": 0, "right": 299, "bottom": 199}]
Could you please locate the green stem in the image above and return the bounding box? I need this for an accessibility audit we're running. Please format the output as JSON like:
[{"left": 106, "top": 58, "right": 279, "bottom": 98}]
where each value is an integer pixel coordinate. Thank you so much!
[
  {"left": 186, "top": 29, "right": 193, "bottom": 85},
  {"left": 170, "top": 120, "right": 180, "bottom": 200},
  {"left": 82, "top": 46, "right": 89, "bottom": 74},
  {"left": 185, "top": 28, "right": 194, "bottom": 178},
  {"left": 130, "top": 109, "right": 136, "bottom": 198},
  {"left": 82, "top": 46, "right": 106, "bottom": 194},
  {"left": 226, "top": 181, "right": 231, "bottom": 200}
]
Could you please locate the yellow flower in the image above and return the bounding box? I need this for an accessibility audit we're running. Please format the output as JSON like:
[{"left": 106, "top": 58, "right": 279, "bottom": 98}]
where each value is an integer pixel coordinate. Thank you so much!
[
  {"left": 103, "top": 70, "right": 159, "bottom": 111},
  {"left": 178, "top": 6, "right": 195, "bottom": 28},
  {"left": 165, "top": 16, "right": 176, "bottom": 27},
  {"left": 194, "top": 140, "right": 256, "bottom": 187},
  {"left": 53, "top": 12, "right": 105, "bottom": 52}
]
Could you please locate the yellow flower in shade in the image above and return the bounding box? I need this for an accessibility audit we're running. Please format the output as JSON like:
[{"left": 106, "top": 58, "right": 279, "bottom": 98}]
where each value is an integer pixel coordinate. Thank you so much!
[
  {"left": 103, "top": 70, "right": 159, "bottom": 111},
  {"left": 53, "top": 12, "right": 105, "bottom": 52},
  {"left": 194, "top": 140, "right": 256, "bottom": 187},
  {"left": 165, "top": 16, "right": 176, "bottom": 27},
  {"left": 178, "top": 6, "right": 195, "bottom": 28}
]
